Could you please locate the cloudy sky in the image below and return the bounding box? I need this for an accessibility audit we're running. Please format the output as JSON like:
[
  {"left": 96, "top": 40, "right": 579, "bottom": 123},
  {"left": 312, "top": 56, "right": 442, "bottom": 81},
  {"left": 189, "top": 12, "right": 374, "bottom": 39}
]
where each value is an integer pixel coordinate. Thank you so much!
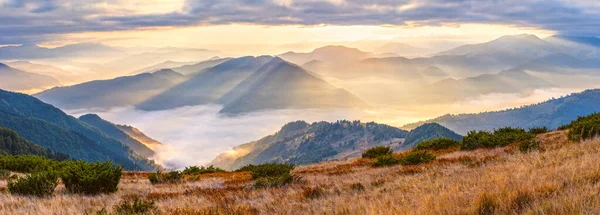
[{"left": 1, "top": 0, "right": 598, "bottom": 53}]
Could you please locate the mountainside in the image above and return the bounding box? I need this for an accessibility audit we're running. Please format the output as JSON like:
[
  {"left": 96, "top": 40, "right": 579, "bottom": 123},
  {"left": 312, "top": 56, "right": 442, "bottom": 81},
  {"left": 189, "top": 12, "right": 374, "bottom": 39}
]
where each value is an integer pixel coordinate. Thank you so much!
[
  {"left": 0, "top": 43, "right": 123, "bottom": 60},
  {"left": 402, "top": 89, "right": 600, "bottom": 134},
  {"left": 0, "top": 63, "right": 61, "bottom": 92},
  {"left": 0, "top": 126, "right": 68, "bottom": 160},
  {"left": 279, "top": 45, "right": 374, "bottom": 65},
  {"left": 403, "top": 123, "right": 462, "bottom": 146},
  {"left": 131, "top": 60, "right": 198, "bottom": 75},
  {"left": 374, "top": 42, "right": 431, "bottom": 57},
  {"left": 115, "top": 124, "right": 162, "bottom": 149},
  {"left": 35, "top": 70, "right": 186, "bottom": 110},
  {"left": 425, "top": 69, "right": 555, "bottom": 100},
  {"left": 79, "top": 114, "right": 155, "bottom": 158},
  {"left": 169, "top": 57, "right": 232, "bottom": 75},
  {"left": 211, "top": 120, "right": 460, "bottom": 170},
  {"left": 0, "top": 89, "right": 157, "bottom": 170},
  {"left": 218, "top": 57, "right": 368, "bottom": 114},
  {"left": 5, "top": 61, "right": 78, "bottom": 84},
  {"left": 137, "top": 56, "right": 273, "bottom": 111}
]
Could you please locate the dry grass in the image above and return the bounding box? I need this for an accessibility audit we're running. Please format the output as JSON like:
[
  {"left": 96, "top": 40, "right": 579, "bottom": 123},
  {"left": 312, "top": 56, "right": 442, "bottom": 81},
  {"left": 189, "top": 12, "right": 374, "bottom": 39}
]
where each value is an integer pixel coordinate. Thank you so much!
[{"left": 2, "top": 130, "right": 600, "bottom": 214}]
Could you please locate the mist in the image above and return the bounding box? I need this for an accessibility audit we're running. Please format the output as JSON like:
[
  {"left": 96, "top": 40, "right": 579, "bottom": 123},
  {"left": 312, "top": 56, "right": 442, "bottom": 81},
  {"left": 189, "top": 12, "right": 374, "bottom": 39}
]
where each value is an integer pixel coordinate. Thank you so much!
[{"left": 64, "top": 87, "right": 581, "bottom": 170}]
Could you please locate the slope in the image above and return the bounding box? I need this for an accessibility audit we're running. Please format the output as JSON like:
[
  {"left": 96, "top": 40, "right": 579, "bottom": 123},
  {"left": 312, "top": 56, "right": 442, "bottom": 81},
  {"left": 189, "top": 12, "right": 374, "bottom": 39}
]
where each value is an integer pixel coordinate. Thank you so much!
[
  {"left": 0, "top": 126, "right": 68, "bottom": 160},
  {"left": 402, "top": 89, "right": 600, "bottom": 134},
  {"left": 79, "top": 114, "right": 155, "bottom": 158},
  {"left": 137, "top": 56, "right": 272, "bottom": 111},
  {"left": 0, "top": 89, "right": 157, "bottom": 170},
  {"left": 0, "top": 63, "right": 61, "bottom": 92},
  {"left": 218, "top": 57, "right": 368, "bottom": 114}
]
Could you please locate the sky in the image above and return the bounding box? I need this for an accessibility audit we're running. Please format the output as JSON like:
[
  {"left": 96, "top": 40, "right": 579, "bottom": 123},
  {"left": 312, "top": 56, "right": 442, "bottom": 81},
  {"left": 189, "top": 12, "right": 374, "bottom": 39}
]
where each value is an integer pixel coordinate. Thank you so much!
[{"left": 1, "top": 0, "right": 598, "bottom": 54}]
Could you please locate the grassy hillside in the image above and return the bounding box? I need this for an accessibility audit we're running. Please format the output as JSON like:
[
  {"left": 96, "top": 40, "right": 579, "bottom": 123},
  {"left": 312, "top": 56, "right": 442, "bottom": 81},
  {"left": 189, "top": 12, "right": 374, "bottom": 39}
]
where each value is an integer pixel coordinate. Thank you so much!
[{"left": 1, "top": 126, "right": 600, "bottom": 214}]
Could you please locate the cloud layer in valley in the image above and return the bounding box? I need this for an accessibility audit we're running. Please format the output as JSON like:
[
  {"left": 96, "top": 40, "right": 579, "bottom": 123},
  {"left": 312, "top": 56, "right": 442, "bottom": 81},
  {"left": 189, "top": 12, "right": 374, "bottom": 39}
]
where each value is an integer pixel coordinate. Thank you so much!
[{"left": 66, "top": 87, "right": 582, "bottom": 170}]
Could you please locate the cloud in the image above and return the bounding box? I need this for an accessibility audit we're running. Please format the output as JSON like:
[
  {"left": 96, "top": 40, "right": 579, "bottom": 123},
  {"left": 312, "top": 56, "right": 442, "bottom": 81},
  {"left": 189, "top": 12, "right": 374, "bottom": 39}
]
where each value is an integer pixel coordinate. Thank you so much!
[{"left": 0, "top": 0, "right": 599, "bottom": 44}]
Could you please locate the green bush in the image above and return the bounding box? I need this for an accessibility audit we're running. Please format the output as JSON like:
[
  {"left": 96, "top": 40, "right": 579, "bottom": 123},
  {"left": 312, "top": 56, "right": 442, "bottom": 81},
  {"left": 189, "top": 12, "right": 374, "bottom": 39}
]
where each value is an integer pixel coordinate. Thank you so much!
[
  {"left": 399, "top": 151, "right": 436, "bottom": 165},
  {"left": 566, "top": 113, "right": 600, "bottom": 141},
  {"left": 0, "top": 169, "right": 10, "bottom": 180},
  {"left": 148, "top": 171, "right": 182, "bottom": 184},
  {"left": 519, "top": 139, "right": 540, "bottom": 153},
  {"left": 61, "top": 161, "right": 122, "bottom": 195},
  {"left": 182, "top": 165, "right": 226, "bottom": 175},
  {"left": 8, "top": 170, "right": 58, "bottom": 197},
  {"left": 362, "top": 146, "right": 393, "bottom": 159},
  {"left": 528, "top": 127, "right": 548, "bottom": 135},
  {"left": 414, "top": 138, "right": 460, "bottom": 151},
  {"left": 0, "top": 155, "right": 59, "bottom": 173},
  {"left": 235, "top": 163, "right": 295, "bottom": 179},
  {"left": 461, "top": 127, "right": 533, "bottom": 150},
  {"left": 114, "top": 197, "right": 157, "bottom": 215},
  {"left": 372, "top": 155, "right": 401, "bottom": 167},
  {"left": 253, "top": 173, "right": 300, "bottom": 188}
]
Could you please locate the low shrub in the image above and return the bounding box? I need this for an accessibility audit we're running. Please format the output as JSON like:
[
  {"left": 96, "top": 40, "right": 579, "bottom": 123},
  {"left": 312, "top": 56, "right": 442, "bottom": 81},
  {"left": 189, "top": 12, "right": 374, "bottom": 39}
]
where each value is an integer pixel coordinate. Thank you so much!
[
  {"left": 236, "top": 163, "right": 295, "bottom": 179},
  {"left": 8, "top": 170, "right": 58, "bottom": 197},
  {"left": 461, "top": 127, "right": 533, "bottom": 150},
  {"left": 148, "top": 171, "right": 182, "bottom": 184},
  {"left": 400, "top": 151, "right": 436, "bottom": 165},
  {"left": 302, "top": 186, "right": 325, "bottom": 199},
  {"left": 566, "top": 113, "right": 600, "bottom": 141},
  {"left": 372, "top": 155, "right": 401, "bottom": 167},
  {"left": 0, "top": 169, "right": 10, "bottom": 180},
  {"left": 253, "top": 173, "right": 301, "bottom": 188},
  {"left": 528, "top": 127, "right": 548, "bottom": 135},
  {"left": 350, "top": 182, "right": 365, "bottom": 192},
  {"left": 362, "top": 146, "right": 393, "bottom": 159},
  {"left": 519, "top": 139, "right": 540, "bottom": 153},
  {"left": 61, "top": 161, "right": 122, "bottom": 195},
  {"left": 114, "top": 197, "right": 157, "bottom": 215},
  {"left": 414, "top": 138, "right": 460, "bottom": 151},
  {"left": 182, "top": 165, "right": 226, "bottom": 175},
  {"left": 0, "top": 155, "right": 59, "bottom": 173}
]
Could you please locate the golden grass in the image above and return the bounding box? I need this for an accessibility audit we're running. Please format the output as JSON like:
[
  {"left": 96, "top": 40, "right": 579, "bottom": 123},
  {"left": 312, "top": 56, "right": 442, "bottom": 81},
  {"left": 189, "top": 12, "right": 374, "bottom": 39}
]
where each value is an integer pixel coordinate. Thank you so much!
[{"left": 2, "top": 130, "right": 600, "bottom": 214}]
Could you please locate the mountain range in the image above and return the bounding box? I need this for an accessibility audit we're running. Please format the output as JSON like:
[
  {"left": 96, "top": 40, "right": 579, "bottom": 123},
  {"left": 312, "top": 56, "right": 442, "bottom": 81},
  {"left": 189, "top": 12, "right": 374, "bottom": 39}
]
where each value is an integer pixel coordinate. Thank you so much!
[
  {"left": 210, "top": 120, "right": 460, "bottom": 170},
  {"left": 0, "top": 63, "right": 61, "bottom": 92},
  {"left": 402, "top": 89, "right": 600, "bottom": 134},
  {"left": 35, "top": 69, "right": 187, "bottom": 110},
  {"left": 0, "top": 89, "right": 159, "bottom": 170}
]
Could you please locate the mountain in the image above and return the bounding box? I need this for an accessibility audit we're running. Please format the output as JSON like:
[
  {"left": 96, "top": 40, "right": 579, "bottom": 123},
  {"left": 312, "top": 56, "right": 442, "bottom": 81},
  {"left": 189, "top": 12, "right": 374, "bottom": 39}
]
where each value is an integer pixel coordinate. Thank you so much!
[
  {"left": 169, "top": 57, "right": 232, "bottom": 75},
  {"left": 217, "top": 57, "right": 368, "bottom": 114},
  {"left": 5, "top": 61, "right": 78, "bottom": 84},
  {"left": 79, "top": 114, "right": 155, "bottom": 158},
  {"left": 105, "top": 49, "right": 220, "bottom": 73},
  {"left": 35, "top": 69, "right": 186, "bottom": 110},
  {"left": 424, "top": 69, "right": 555, "bottom": 100},
  {"left": 374, "top": 42, "right": 431, "bottom": 57},
  {"left": 519, "top": 53, "right": 600, "bottom": 72},
  {"left": 210, "top": 120, "right": 408, "bottom": 170},
  {"left": 403, "top": 123, "right": 462, "bottom": 146},
  {"left": 131, "top": 60, "right": 198, "bottom": 75},
  {"left": 0, "top": 89, "right": 158, "bottom": 170},
  {"left": 0, "top": 126, "right": 68, "bottom": 160},
  {"left": 210, "top": 120, "right": 461, "bottom": 170},
  {"left": 0, "top": 63, "right": 61, "bottom": 92},
  {"left": 137, "top": 56, "right": 273, "bottom": 111},
  {"left": 115, "top": 124, "right": 162, "bottom": 149},
  {"left": 279, "top": 45, "right": 374, "bottom": 65},
  {"left": 402, "top": 89, "right": 600, "bottom": 134},
  {"left": 545, "top": 35, "right": 600, "bottom": 58},
  {"left": 0, "top": 43, "right": 124, "bottom": 60}
]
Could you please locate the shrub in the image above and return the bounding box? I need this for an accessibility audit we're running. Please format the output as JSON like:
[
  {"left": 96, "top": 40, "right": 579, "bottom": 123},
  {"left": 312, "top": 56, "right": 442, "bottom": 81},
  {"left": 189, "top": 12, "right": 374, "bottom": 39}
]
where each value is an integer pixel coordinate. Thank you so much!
[
  {"left": 236, "top": 163, "right": 295, "bottom": 179},
  {"left": 461, "top": 127, "right": 533, "bottom": 150},
  {"left": 8, "top": 170, "right": 58, "bottom": 197},
  {"left": 400, "top": 151, "right": 436, "bottom": 165},
  {"left": 519, "top": 139, "right": 540, "bottom": 153},
  {"left": 148, "top": 171, "right": 182, "bottom": 184},
  {"left": 566, "top": 113, "right": 600, "bottom": 141},
  {"left": 414, "top": 138, "right": 460, "bottom": 151},
  {"left": 372, "top": 155, "right": 401, "bottom": 167},
  {"left": 114, "top": 197, "right": 157, "bottom": 215},
  {"left": 182, "top": 165, "right": 226, "bottom": 175},
  {"left": 61, "top": 161, "right": 122, "bottom": 195},
  {"left": 0, "top": 169, "right": 10, "bottom": 180},
  {"left": 528, "top": 127, "right": 548, "bottom": 135},
  {"left": 253, "top": 173, "right": 301, "bottom": 188},
  {"left": 0, "top": 155, "right": 59, "bottom": 173},
  {"left": 362, "top": 146, "right": 394, "bottom": 159}
]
